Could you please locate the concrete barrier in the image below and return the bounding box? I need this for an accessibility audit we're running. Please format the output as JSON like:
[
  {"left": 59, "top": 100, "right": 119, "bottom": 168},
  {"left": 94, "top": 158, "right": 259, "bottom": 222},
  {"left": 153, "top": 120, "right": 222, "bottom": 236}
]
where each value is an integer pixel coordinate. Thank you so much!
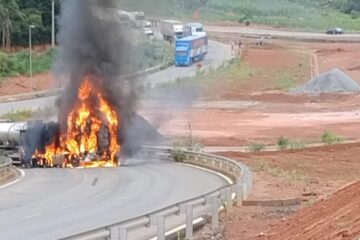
[{"left": 60, "top": 148, "right": 253, "bottom": 240}]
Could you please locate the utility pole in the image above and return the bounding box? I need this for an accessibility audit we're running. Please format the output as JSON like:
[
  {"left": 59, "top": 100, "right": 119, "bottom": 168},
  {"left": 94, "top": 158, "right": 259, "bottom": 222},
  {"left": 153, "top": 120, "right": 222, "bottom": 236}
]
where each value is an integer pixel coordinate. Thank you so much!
[
  {"left": 29, "top": 25, "right": 36, "bottom": 91},
  {"left": 51, "top": 0, "right": 55, "bottom": 47}
]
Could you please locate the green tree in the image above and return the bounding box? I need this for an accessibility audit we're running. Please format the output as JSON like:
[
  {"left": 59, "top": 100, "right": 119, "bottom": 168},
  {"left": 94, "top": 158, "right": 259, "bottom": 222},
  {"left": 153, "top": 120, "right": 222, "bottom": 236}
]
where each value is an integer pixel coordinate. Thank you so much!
[{"left": 0, "top": 0, "right": 23, "bottom": 49}]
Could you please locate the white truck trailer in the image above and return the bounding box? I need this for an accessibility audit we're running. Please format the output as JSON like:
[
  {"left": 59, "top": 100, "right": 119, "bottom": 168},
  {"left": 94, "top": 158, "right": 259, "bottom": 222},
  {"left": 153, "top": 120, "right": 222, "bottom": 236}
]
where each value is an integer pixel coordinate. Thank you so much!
[
  {"left": 160, "top": 20, "right": 183, "bottom": 42},
  {"left": 183, "top": 22, "right": 206, "bottom": 37},
  {"left": 128, "top": 11, "right": 153, "bottom": 36}
]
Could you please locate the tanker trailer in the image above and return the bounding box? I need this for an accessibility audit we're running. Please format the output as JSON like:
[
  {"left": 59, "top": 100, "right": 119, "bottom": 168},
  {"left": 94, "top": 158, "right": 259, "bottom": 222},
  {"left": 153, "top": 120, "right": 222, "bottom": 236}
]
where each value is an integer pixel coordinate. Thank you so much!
[
  {"left": 0, "top": 121, "right": 27, "bottom": 147},
  {"left": 0, "top": 120, "right": 59, "bottom": 168},
  {"left": 0, "top": 121, "right": 27, "bottom": 165}
]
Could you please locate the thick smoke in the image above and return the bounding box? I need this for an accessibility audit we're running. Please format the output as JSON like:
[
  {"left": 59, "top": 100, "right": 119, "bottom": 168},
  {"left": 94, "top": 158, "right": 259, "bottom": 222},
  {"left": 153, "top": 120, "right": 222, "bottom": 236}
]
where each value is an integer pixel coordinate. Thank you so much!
[
  {"left": 22, "top": 0, "right": 163, "bottom": 165},
  {"left": 54, "top": 0, "right": 136, "bottom": 126}
]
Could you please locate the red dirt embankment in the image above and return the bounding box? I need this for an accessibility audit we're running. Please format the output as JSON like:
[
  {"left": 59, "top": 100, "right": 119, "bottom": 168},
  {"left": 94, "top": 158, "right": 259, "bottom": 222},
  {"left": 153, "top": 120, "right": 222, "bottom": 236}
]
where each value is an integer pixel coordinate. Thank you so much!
[{"left": 259, "top": 181, "right": 360, "bottom": 240}]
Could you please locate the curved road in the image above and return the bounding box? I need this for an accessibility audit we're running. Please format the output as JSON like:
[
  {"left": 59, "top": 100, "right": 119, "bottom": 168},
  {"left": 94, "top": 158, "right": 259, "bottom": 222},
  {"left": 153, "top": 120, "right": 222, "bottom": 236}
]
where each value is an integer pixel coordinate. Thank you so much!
[
  {"left": 206, "top": 25, "right": 360, "bottom": 42},
  {"left": 0, "top": 160, "right": 227, "bottom": 240},
  {"left": 0, "top": 40, "right": 232, "bottom": 239},
  {"left": 0, "top": 40, "right": 232, "bottom": 115}
]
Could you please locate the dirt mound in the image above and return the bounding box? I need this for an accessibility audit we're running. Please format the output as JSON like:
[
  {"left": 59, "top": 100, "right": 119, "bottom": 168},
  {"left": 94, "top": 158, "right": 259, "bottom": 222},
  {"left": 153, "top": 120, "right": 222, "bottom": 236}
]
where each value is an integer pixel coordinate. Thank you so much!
[
  {"left": 291, "top": 68, "right": 360, "bottom": 93},
  {"left": 259, "top": 181, "right": 360, "bottom": 240}
]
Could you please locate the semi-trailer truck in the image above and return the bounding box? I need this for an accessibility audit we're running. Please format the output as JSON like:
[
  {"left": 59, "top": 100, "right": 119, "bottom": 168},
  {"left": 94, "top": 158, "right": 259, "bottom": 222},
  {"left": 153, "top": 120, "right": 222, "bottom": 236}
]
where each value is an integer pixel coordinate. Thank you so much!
[
  {"left": 175, "top": 35, "right": 208, "bottom": 67},
  {"left": 128, "top": 11, "right": 153, "bottom": 37},
  {"left": 183, "top": 22, "right": 206, "bottom": 37},
  {"left": 160, "top": 20, "right": 183, "bottom": 42}
]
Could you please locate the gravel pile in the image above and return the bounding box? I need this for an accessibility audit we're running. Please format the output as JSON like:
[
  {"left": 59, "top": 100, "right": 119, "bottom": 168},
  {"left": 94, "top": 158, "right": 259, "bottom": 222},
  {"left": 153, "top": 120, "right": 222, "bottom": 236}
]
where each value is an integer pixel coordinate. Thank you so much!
[{"left": 291, "top": 68, "right": 360, "bottom": 93}]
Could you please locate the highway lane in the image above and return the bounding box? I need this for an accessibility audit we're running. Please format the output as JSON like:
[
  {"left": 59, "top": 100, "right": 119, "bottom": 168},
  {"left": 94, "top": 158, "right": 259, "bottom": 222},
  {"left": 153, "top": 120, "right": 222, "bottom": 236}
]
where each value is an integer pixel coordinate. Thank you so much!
[
  {"left": 206, "top": 25, "right": 360, "bottom": 42},
  {"left": 0, "top": 159, "right": 228, "bottom": 240},
  {"left": 0, "top": 40, "right": 231, "bottom": 115},
  {"left": 144, "top": 40, "right": 232, "bottom": 88}
]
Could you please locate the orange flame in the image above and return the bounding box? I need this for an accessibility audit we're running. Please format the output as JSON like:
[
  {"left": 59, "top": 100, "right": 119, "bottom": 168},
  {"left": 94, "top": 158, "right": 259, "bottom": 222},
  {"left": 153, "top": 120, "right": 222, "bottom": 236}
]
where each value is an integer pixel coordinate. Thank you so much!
[{"left": 34, "top": 77, "right": 121, "bottom": 168}]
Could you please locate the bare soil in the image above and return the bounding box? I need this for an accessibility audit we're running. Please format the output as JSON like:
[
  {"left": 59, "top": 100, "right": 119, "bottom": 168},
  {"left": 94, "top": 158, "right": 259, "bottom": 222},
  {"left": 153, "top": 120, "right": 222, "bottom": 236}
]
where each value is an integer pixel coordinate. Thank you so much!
[
  {"left": 0, "top": 72, "right": 56, "bottom": 96},
  {"left": 258, "top": 181, "right": 360, "bottom": 240},
  {"left": 154, "top": 102, "right": 360, "bottom": 146},
  {"left": 218, "top": 143, "right": 360, "bottom": 240},
  {"left": 3, "top": 38, "right": 360, "bottom": 240}
]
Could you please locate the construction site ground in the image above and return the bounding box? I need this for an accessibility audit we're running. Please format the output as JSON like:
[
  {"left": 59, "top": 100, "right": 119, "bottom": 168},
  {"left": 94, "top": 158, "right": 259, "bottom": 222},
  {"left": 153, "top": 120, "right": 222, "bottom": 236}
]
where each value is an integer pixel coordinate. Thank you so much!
[
  {"left": 151, "top": 39, "right": 360, "bottom": 239},
  {"left": 3, "top": 38, "right": 360, "bottom": 239}
]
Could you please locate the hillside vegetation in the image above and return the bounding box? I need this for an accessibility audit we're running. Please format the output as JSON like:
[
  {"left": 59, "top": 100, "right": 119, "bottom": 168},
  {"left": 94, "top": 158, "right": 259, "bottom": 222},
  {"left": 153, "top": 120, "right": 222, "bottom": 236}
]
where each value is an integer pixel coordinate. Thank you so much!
[
  {"left": 120, "top": 0, "right": 360, "bottom": 31},
  {"left": 0, "top": 38, "right": 171, "bottom": 80}
]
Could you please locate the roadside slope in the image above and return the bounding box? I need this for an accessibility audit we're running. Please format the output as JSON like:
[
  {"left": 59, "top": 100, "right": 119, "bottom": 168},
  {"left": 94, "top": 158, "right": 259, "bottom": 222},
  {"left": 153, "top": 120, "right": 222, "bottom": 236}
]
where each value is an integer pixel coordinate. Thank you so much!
[{"left": 260, "top": 181, "right": 360, "bottom": 240}]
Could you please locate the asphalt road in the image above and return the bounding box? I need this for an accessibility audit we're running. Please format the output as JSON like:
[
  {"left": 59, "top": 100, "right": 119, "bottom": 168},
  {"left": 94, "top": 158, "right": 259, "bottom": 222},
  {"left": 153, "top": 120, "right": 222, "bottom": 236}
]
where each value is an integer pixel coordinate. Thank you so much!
[
  {"left": 206, "top": 25, "right": 360, "bottom": 42},
  {"left": 144, "top": 40, "right": 232, "bottom": 88},
  {"left": 0, "top": 40, "right": 232, "bottom": 115},
  {"left": 0, "top": 159, "right": 227, "bottom": 240}
]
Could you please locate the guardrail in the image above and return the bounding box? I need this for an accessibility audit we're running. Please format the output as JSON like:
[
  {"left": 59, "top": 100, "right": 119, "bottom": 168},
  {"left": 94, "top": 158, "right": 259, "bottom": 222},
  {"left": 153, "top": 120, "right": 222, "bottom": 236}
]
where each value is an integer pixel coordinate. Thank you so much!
[
  {"left": 0, "top": 157, "right": 14, "bottom": 183},
  {"left": 61, "top": 148, "right": 252, "bottom": 240}
]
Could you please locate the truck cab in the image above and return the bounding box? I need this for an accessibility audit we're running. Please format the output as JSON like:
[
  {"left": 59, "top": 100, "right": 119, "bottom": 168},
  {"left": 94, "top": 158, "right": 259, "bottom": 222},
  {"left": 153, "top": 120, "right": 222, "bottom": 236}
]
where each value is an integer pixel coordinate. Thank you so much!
[
  {"left": 183, "top": 22, "right": 206, "bottom": 37},
  {"left": 175, "top": 35, "right": 208, "bottom": 67}
]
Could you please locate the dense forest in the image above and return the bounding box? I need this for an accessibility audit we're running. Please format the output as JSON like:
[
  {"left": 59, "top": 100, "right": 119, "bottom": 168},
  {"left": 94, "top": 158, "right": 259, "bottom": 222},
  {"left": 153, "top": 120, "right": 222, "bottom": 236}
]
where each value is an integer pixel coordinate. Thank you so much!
[{"left": 0, "top": 0, "right": 60, "bottom": 49}]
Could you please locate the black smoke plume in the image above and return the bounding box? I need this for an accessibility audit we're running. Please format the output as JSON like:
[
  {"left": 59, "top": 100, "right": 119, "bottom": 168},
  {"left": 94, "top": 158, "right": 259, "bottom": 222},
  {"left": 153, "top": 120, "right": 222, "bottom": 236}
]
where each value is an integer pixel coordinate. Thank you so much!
[{"left": 22, "top": 0, "right": 163, "bottom": 165}]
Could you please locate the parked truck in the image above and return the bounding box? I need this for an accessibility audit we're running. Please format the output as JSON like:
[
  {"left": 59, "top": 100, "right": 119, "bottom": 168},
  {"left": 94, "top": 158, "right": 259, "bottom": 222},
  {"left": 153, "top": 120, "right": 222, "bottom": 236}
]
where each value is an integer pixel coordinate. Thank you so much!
[
  {"left": 160, "top": 20, "right": 184, "bottom": 42},
  {"left": 128, "top": 11, "right": 153, "bottom": 37},
  {"left": 175, "top": 35, "right": 208, "bottom": 67},
  {"left": 183, "top": 22, "right": 206, "bottom": 37}
]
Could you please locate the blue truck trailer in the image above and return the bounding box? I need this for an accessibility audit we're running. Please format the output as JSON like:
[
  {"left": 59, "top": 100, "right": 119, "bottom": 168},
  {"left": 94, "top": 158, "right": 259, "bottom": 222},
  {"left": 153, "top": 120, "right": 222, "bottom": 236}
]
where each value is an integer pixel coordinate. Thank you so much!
[{"left": 175, "top": 35, "right": 208, "bottom": 67}]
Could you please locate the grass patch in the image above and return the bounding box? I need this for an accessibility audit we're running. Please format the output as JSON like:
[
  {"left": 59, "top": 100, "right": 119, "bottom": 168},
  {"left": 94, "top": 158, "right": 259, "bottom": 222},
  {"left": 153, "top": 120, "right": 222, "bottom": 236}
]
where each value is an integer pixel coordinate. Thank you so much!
[
  {"left": 247, "top": 142, "right": 266, "bottom": 152},
  {"left": 277, "top": 136, "right": 306, "bottom": 150},
  {"left": 277, "top": 136, "right": 290, "bottom": 150},
  {"left": 1, "top": 110, "right": 34, "bottom": 121},
  {"left": 274, "top": 72, "right": 297, "bottom": 90},
  {"left": 289, "top": 140, "right": 306, "bottom": 150},
  {"left": 132, "top": 38, "right": 173, "bottom": 71},
  {"left": 321, "top": 130, "right": 344, "bottom": 145},
  {"left": 171, "top": 142, "right": 186, "bottom": 163},
  {"left": 0, "top": 49, "right": 55, "bottom": 80},
  {"left": 257, "top": 162, "right": 307, "bottom": 183}
]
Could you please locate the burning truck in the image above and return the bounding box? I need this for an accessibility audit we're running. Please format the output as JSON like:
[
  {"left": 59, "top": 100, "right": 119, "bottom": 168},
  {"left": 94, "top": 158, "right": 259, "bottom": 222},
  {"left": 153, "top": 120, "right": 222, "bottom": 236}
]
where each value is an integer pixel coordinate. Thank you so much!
[
  {"left": 0, "top": 0, "right": 163, "bottom": 168},
  {"left": 0, "top": 83, "right": 162, "bottom": 169}
]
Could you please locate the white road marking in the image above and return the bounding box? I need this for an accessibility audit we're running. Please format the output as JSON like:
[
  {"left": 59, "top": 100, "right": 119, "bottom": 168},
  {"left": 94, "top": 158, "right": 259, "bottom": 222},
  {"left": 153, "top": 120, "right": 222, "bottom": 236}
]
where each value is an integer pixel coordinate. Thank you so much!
[
  {"left": 21, "top": 213, "right": 42, "bottom": 220},
  {"left": 0, "top": 169, "right": 25, "bottom": 189},
  {"left": 61, "top": 204, "right": 78, "bottom": 209}
]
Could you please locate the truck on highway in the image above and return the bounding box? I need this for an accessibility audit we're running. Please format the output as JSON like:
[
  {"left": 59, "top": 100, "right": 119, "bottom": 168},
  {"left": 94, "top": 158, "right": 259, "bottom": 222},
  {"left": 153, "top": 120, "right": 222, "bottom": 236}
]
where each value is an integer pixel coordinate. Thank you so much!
[
  {"left": 160, "top": 20, "right": 184, "bottom": 42},
  {"left": 183, "top": 22, "right": 206, "bottom": 37},
  {"left": 175, "top": 35, "right": 208, "bottom": 67},
  {"left": 128, "top": 11, "right": 153, "bottom": 37},
  {"left": 128, "top": 11, "right": 152, "bottom": 28}
]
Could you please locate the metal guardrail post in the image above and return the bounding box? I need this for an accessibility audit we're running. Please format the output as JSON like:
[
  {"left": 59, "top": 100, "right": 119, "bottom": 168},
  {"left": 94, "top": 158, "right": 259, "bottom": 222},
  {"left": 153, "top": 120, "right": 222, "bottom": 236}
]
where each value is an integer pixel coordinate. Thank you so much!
[
  {"left": 211, "top": 197, "right": 219, "bottom": 230},
  {"left": 185, "top": 205, "right": 194, "bottom": 240},
  {"left": 235, "top": 184, "right": 243, "bottom": 206},
  {"left": 157, "top": 216, "right": 165, "bottom": 240},
  {"left": 119, "top": 227, "right": 127, "bottom": 240},
  {"left": 110, "top": 226, "right": 119, "bottom": 240},
  {"left": 226, "top": 187, "right": 233, "bottom": 211}
]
